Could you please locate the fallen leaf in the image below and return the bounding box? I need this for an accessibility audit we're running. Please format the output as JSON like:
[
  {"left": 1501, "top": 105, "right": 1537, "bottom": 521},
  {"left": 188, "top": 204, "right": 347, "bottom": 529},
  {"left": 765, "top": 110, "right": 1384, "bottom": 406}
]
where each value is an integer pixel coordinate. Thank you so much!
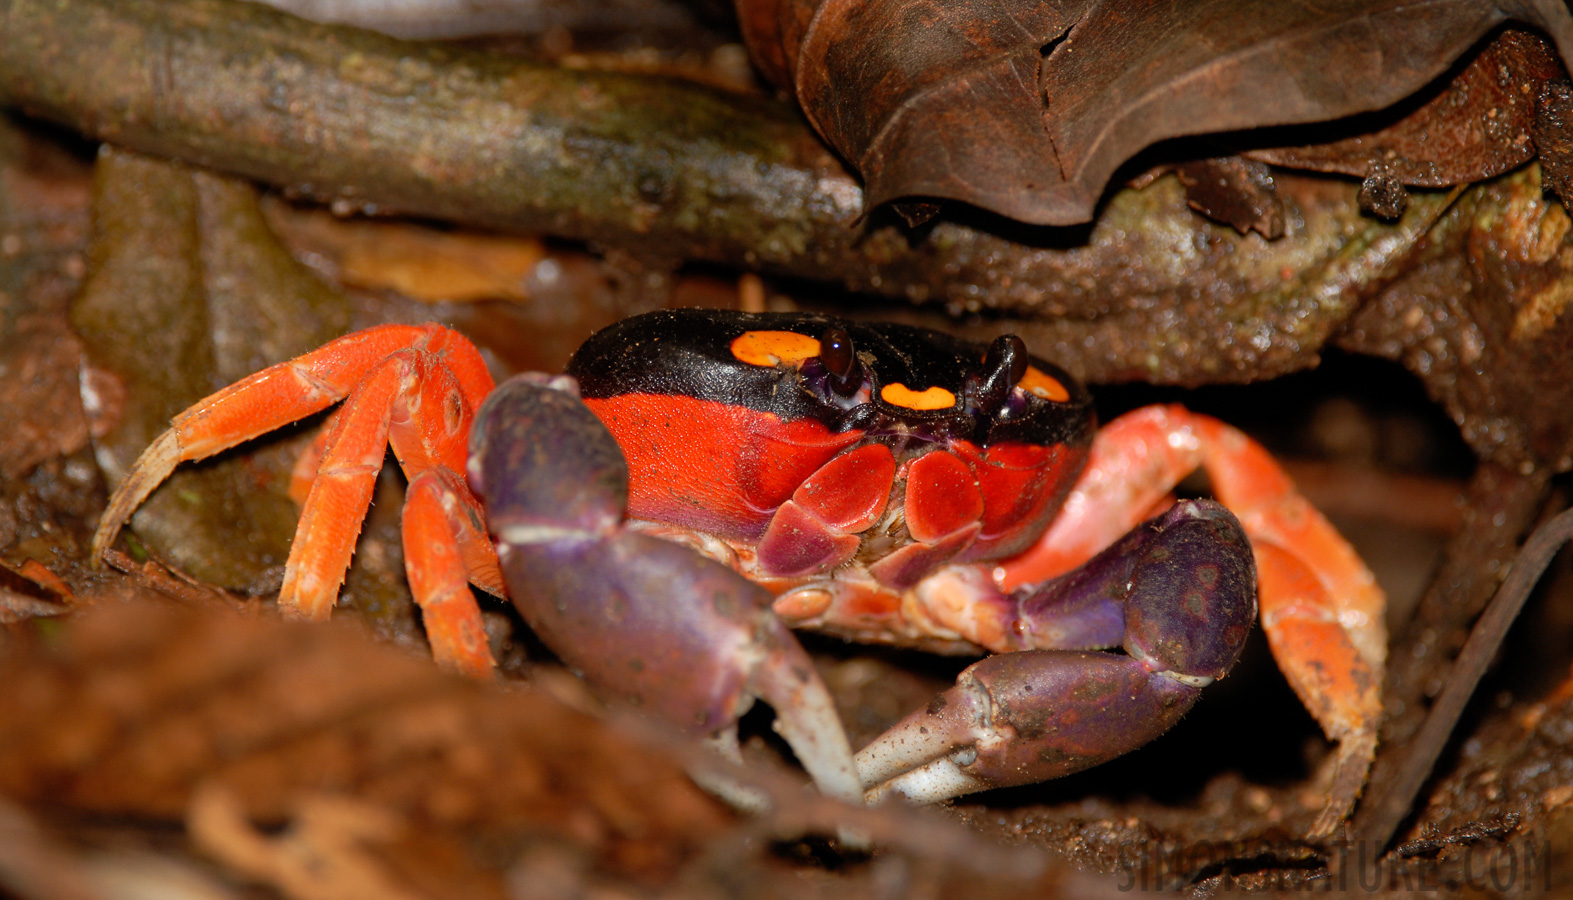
[
  {"left": 273, "top": 211, "right": 546, "bottom": 303},
  {"left": 1171, "top": 156, "right": 1283, "bottom": 237},
  {"left": 0, "top": 597, "right": 735, "bottom": 890},
  {"left": 72, "top": 150, "right": 351, "bottom": 592},
  {"left": 188, "top": 785, "right": 425, "bottom": 900},
  {"left": 739, "top": 0, "right": 1573, "bottom": 224},
  {"left": 1247, "top": 29, "right": 1564, "bottom": 189}
]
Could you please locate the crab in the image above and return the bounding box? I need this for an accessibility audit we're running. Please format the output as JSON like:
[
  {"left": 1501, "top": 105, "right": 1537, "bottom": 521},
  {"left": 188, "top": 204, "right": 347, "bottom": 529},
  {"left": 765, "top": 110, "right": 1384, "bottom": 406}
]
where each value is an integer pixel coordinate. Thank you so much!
[{"left": 93, "top": 308, "right": 1385, "bottom": 837}]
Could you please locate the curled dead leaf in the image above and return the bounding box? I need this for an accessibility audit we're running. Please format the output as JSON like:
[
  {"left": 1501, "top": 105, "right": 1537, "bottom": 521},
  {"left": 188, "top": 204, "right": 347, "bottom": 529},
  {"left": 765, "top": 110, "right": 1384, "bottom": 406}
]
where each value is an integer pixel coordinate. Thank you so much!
[{"left": 739, "top": 0, "right": 1573, "bottom": 224}]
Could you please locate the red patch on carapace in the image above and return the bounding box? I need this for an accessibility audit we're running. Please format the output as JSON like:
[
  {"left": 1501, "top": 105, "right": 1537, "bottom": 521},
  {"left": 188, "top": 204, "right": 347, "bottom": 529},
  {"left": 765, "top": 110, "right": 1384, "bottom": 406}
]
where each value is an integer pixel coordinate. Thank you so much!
[
  {"left": 952, "top": 440, "right": 1086, "bottom": 561},
  {"left": 904, "top": 451, "right": 983, "bottom": 542},
  {"left": 584, "top": 393, "right": 863, "bottom": 539},
  {"left": 794, "top": 443, "right": 896, "bottom": 531}
]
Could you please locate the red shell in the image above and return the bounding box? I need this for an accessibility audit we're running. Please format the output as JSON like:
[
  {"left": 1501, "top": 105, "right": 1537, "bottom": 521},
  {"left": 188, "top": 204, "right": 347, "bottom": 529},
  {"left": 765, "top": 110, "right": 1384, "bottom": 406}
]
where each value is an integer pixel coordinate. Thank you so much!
[
  {"left": 584, "top": 393, "right": 862, "bottom": 539},
  {"left": 585, "top": 392, "right": 1085, "bottom": 569}
]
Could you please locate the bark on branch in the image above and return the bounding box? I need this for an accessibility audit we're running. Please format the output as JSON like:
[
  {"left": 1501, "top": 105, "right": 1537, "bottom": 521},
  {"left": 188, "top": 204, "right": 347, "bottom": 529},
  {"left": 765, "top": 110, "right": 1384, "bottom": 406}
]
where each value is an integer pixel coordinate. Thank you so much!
[
  {"left": 1, "top": 0, "right": 864, "bottom": 265},
  {"left": 0, "top": 0, "right": 1433, "bottom": 383}
]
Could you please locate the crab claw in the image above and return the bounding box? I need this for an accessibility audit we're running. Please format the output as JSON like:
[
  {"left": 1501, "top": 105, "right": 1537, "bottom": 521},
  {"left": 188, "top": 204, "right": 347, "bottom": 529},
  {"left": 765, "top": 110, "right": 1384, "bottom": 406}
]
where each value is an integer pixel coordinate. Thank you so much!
[
  {"left": 469, "top": 375, "right": 863, "bottom": 807},
  {"left": 858, "top": 500, "right": 1256, "bottom": 803}
]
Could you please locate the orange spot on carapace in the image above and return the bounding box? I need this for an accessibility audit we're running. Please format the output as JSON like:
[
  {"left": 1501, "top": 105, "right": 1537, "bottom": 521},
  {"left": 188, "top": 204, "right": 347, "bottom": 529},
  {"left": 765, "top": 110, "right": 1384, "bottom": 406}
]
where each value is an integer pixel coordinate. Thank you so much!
[
  {"left": 731, "top": 330, "right": 821, "bottom": 367},
  {"left": 880, "top": 382, "right": 955, "bottom": 410},
  {"left": 1020, "top": 365, "right": 1069, "bottom": 402}
]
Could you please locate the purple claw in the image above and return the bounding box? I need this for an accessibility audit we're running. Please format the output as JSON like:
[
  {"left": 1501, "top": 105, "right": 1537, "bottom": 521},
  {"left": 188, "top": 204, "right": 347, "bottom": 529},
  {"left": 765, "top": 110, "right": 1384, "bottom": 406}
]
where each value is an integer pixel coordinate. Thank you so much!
[
  {"left": 857, "top": 650, "right": 1203, "bottom": 802},
  {"left": 857, "top": 500, "right": 1256, "bottom": 803},
  {"left": 470, "top": 376, "right": 863, "bottom": 806},
  {"left": 1120, "top": 501, "right": 1258, "bottom": 680},
  {"left": 1011, "top": 500, "right": 1256, "bottom": 669},
  {"left": 468, "top": 373, "right": 625, "bottom": 541}
]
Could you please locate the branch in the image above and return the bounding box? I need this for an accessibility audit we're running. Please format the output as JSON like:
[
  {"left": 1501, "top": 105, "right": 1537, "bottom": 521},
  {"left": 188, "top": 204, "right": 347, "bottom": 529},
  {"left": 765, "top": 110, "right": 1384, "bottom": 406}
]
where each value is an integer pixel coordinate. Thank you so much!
[
  {"left": 1, "top": 0, "right": 859, "bottom": 265},
  {"left": 0, "top": 0, "right": 1435, "bottom": 383}
]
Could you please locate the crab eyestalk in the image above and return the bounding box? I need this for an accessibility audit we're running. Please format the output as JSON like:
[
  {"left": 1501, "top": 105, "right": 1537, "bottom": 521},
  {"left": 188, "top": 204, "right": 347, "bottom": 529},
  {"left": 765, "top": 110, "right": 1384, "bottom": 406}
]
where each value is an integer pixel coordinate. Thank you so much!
[
  {"left": 469, "top": 375, "right": 864, "bottom": 807},
  {"left": 971, "top": 334, "right": 1029, "bottom": 418},
  {"left": 817, "top": 326, "right": 861, "bottom": 398}
]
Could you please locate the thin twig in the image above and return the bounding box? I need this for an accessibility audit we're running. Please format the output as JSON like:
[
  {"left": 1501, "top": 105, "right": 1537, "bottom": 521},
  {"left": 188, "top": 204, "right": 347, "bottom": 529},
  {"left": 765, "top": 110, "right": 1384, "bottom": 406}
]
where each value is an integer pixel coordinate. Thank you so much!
[
  {"left": 1356, "top": 505, "right": 1573, "bottom": 853},
  {"left": 102, "top": 548, "right": 249, "bottom": 610}
]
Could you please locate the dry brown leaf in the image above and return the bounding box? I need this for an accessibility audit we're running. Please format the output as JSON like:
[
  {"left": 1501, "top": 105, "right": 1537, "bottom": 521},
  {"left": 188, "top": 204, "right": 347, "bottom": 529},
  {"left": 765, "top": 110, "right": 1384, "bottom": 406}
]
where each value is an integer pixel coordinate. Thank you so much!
[
  {"left": 0, "top": 596, "right": 1093, "bottom": 898},
  {"left": 275, "top": 211, "right": 547, "bottom": 303},
  {"left": 1247, "top": 29, "right": 1564, "bottom": 188},
  {"left": 0, "top": 597, "right": 735, "bottom": 891},
  {"left": 738, "top": 0, "right": 1573, "bottom": 224}
]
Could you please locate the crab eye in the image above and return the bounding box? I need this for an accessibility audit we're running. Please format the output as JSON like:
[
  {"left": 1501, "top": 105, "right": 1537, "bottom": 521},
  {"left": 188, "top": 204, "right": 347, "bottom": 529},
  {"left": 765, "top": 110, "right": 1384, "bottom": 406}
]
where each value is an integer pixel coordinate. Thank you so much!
[
  {"left": 976, "top": 334, "right": 1028, "bottom": 416},
  {"left": 819, "top": 326, "right": 860, "bottom": 396}
]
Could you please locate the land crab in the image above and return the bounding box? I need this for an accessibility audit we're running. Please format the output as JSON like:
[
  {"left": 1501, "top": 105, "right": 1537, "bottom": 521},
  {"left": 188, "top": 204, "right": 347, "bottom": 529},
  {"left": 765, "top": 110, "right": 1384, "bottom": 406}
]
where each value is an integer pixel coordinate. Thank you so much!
[{"left": 93, "top": 308, "right": 1386, "bottom": 837}]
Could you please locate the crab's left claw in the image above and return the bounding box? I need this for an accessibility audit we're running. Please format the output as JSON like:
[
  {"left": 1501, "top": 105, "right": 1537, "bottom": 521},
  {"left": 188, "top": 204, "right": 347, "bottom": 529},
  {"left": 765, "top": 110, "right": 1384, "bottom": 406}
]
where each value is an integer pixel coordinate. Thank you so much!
[
  {"left": 858, "top": 501, "right": 1256, "bottom": 803},
  {"left": 470, "top": 375, "right": 863, "bottom": 807},
  {"left": 994, "top": 406, "right": 1385, "bottom": 836}
]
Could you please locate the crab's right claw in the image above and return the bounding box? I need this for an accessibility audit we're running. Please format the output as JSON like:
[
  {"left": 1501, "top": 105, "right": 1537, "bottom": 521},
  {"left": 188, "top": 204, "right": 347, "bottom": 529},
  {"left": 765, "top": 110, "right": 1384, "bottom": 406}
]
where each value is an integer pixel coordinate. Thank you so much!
[
  {"left": 470, "top": 375, "right": 863, "bottom": 807},
  {"left": 858, "top": 501, "right": 1257, "bottom": 804}
]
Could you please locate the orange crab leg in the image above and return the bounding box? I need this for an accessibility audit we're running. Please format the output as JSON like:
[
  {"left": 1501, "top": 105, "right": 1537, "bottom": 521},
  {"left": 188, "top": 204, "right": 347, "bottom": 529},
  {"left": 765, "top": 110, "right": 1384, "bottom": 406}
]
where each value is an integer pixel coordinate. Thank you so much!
[
  {"left": 289, "top": 408, "right": 339, "bottom": 505},
  {"left": 177, "top": 325, "right": 481, "bottom": 457},
  {"left": 1193, "top": 416, "right": 1383, "bottom": 838},
  {"left": 996, "top": 404, "right": 1384, "bottom": 837},
  {"left": 94, "top": 324, "right": 486, "bottom": 555},
  {"left": 403, "top": 469, "right": 501, "bottom": 678},
  {"left": 383, "top": 355, "right": 505, "bottom": 675},
  {"left": 93, "top": 323, "right": 503, "bottom": 677},
  {"left": 279, "top": 353, "right": 404, "bottom": 620}
]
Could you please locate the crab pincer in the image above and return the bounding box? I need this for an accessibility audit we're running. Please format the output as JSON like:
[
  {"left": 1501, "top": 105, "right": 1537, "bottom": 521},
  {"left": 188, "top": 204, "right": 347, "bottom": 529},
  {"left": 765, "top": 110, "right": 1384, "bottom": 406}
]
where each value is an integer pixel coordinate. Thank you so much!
[
  {"left": 857, "top": 499, "right": 1256, "bottom": 803},
  {"left": 468, "top": 374, "right": 864, "bottom": 807}
]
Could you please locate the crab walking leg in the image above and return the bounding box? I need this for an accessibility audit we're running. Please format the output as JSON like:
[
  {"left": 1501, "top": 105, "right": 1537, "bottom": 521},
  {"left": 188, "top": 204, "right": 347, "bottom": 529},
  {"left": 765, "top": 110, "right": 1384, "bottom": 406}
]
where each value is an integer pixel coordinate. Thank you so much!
[
  {"left": 279, "top": 356, "right": 411, "bottom": 619},
  {"left": 91, "top": 323, "right": 502, "bottom": 630},
  {"left": 288, "top": 346, "right": 504, "bottom": 625},
  {"left": 1256, "top": 544, "right": 1380, "bottom": 836},
  {"left": 92, "top": 323, "right": 493, "bottom": 562},
  {"left": 403, "top": 469, "right": 504, "bottom": 678},
  {"left": 289, "top": 342, "right": 504, "bottom": 618},
  {"left": 861, "top": 501, "right": 1256, "bottom": 803},
  {"left": 470, "top": 376, "right": 864, "bottom": 806},
  {"left": 289, "top": 407, "right": 340, "bottom": 505},
  {"left": 996, "top": 407, "right": 1385, "bottom": 668},
  {"left": 992, "top": 404, "right": 1385, "bottom": 833}
]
